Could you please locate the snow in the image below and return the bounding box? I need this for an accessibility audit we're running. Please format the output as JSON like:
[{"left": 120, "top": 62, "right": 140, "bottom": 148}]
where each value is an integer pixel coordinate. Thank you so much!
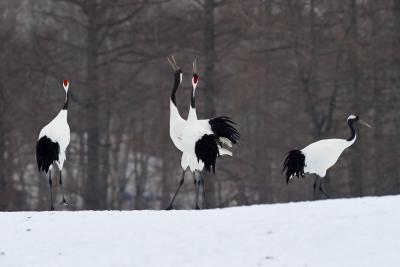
[{"left": 1, "top": 196, "right": 399, "bottom": 267}]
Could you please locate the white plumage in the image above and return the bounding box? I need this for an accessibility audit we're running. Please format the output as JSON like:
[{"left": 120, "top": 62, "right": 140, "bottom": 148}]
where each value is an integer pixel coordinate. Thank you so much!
[
  {"left": 169, "top": 99, "right": 185, "bottom": 151},
  {"left": 168, "top": 57, "right": 234, "bottom": 165},
  {"left": 169, "top": 62, "right": 185, "bottom": 152},
  {"left": 38, "top": 109, "right": 70, "bottom": 170},
  {"left": 302, "top": 138, "right": 355, "bottom": 177},
  {"left": 168, "top": 60, "right": 235, "bottom": 168},
  {"left": 283, "top": 114, "right": 370, "bottom": 198},
  {"left": 36, "top": 80, "right": 71, "bottom": 210},
  {"left": 167, "top": 58, "right": 240, "bottom": 209},
  {"left": 180, "top": 107, "right": 207, "bottom": 172},
  {"left": 180, "top": 107, "right": 235, "bottom": 172},
  {"left": 180, "top": 61, "right": 238, "bottom": 171}
]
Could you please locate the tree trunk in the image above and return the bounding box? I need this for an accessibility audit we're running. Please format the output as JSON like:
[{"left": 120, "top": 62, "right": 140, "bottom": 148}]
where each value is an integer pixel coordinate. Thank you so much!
[
  {"left": 349, "top": 0, "right": 364, "bottom": 197},
  {"left": 0, "top": 79, "right": 6, "bottom": 210},
  {"left": 84, "top": 3, "right": 105, "bottom": 209},
  {"left": 203, "top": 0, "right": 218, "bottom": 208},
  {"left": 391, "top": 0, "right": 400, "bottom": 194}
]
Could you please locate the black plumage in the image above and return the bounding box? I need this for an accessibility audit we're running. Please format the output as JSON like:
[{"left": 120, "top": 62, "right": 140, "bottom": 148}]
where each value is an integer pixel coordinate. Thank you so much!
[
  {"left": 36, "top": 136, "right": 60, "bottom": 173},
  {"left": 209, "top": 116, "right": 240, "bottom": 144},
  {"left": 282, "top": 149, "right": 305, "bottom": 184},
  {"left": 195, "top": 134, "right": 220, "bottom": 173}
]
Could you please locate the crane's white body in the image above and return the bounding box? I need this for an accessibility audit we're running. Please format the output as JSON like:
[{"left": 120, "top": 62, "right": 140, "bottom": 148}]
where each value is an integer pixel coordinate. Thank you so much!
[
  {"left": 180, "top": 108, "right": 208, "bottom": 172},
  {"left": 169, "top": 100, "right": 186, "bottom": 152},
  {"left": 302, "top": 137, "right": 356, "bottom": 177},
  {"left": 38, "top": 84, "right": 70, "bottom": 170},
  {"left": 170, "top": 103, "right": 231, "bottom": 152},
  {"left": 180, "top": 107, "right": 233, "bottom": 172},
  {"left": 166, "top": 59, "right": 240, "bottom": 209}
]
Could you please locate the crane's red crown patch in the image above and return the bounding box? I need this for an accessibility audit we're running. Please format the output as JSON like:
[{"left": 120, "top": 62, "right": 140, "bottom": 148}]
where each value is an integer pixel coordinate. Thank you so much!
[{"left": 193, "top": 74, "right": 199, "bottom": 83}]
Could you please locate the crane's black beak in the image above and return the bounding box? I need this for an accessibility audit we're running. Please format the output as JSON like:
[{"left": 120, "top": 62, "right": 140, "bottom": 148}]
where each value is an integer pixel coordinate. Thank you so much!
[
  {"left": 359, "top": 119, "right": 372, "bottom": 128},
  {"left": 167, "top": 55, "right": 179, "bottom": 71},
  {"left": 193, "top": 59, "right": 197, "bottom": 74}
]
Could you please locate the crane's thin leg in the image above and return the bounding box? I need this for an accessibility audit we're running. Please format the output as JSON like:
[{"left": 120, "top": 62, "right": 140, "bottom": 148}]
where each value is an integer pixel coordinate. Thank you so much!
[
  {"left": 48, "top": 170, "right": 54, "bottom": 211},
  {"left": 319, "top": 179, "right": 330, "bottom": 199},
  {"left": 199, "top": 174, "right": 207, "bottom": 209},
  {"left": 313, "top": 176, "right": 319, "bottom": 200},
  {"left": 59, "top": 170, "right": 68, "bottom": 206},
  {"left": 166, "top": 170, "right": 185, "bottom": 210},
  {"left": 194, "top": 172, "right": 200, "bottom": 210}
]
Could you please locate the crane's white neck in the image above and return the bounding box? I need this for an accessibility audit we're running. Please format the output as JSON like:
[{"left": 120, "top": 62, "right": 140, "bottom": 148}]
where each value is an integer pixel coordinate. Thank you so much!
[{"left": 188, "top": 106, "right": 197, "bottom": 121}]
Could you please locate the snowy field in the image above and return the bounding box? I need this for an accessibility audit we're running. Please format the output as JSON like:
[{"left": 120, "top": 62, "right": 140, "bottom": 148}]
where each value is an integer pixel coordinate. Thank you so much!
[{"left": 1, "top": 196, "right": 399, "bottom": 267}]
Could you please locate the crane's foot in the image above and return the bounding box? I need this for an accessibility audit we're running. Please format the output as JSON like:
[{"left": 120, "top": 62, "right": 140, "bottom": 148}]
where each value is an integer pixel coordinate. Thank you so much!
[
  {"left": 319, "top": 186, "right": 330, "bottom": 199},
  {"left": 321, "top": 191, "right": 330, "bottom": 199},
  {"left": 166, "top": 205, "right": 174, "bottom": 210},
  {"left": 195, "top": 204, "right": 200, "bottom": 210},
  {"left": 59, "top": 199, "right": 69, "bottom": 206},
  {"left": 50, "top": 206, "right": 55, "bottom": 211}
]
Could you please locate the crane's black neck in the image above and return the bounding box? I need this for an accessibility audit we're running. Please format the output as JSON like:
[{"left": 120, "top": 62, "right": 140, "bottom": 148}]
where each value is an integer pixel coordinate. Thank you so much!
[
  {"left": 191, "top": 85, "right": 196, "bottom": 108},
  {"left": 62, "top": 91, "right": 69, "bottom": 110},
  {"left": 170, "top": 73, "right": 181, "bottom": 105},
  {"left": 347, "top": 120, "right": 356, "bottom": 141}
]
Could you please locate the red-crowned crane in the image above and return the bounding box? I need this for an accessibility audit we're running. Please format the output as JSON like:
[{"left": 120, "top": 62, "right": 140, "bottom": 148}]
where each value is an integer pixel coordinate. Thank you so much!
[
  {"left": 282, "top": 114, "right": 371, "bottom": 198},
  {"left": 36, "top": 80, "right": 71, "bottom": 210},
  {"left": 167, "top": 59, "right": 240, "bottom": 210}
]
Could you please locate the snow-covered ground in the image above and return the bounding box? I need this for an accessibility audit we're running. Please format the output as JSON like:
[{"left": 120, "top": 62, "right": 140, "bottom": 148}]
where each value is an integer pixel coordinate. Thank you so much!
[{"left": 1, "top": 196, "right": 399, "bottom": 267}]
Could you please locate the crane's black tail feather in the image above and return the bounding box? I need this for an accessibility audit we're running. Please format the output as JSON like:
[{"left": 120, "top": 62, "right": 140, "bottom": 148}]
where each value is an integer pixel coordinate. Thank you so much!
[
  {"left": 209, "top": 116, "right": 240, "bottom": 145},
  {"left": 195, "top": 134, "right": 220, "bottom": 173},
  {"left": 36, "top": 136, "right": 60, "bottom": 174},
  {"left": 282, "top": 150, "right": 305, "bottom": 184}
]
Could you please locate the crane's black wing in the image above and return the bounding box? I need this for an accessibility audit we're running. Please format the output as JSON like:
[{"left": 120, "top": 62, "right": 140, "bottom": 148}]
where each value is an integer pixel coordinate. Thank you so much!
[{"left": 209, "top": 116, "right": 240, "bottom": 144}]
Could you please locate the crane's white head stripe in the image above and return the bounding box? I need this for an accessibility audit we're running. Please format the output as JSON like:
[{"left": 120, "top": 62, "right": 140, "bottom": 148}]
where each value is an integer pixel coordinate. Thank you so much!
[
  {"left": 347, "top": 114, "right": 357, "bottom": 120},
  {"left": 63, "top": 80, "right": 69, "bottom": 92}
]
